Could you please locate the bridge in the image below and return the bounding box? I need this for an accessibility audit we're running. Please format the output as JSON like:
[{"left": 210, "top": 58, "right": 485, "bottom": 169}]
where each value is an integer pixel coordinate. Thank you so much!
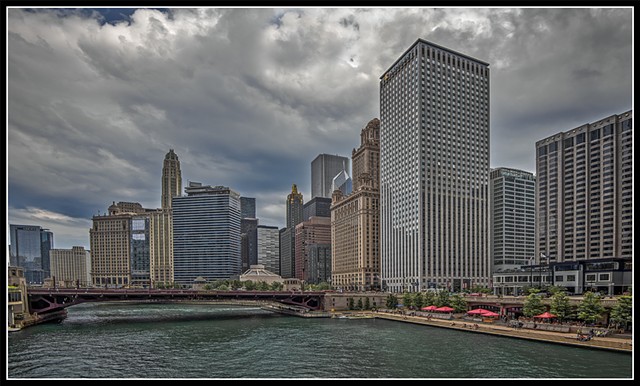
[{"left": 27, "top": 288, "right": 326, "bottom": 316}]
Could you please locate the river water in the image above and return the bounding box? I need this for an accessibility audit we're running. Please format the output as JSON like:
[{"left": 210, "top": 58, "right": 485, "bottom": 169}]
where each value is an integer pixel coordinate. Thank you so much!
[{"left": 7, "top": 302, "right": 632, "bottom": 379}]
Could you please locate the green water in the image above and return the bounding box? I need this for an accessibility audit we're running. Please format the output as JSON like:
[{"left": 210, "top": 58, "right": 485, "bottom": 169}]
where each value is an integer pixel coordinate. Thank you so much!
[{"left": 7, "top": 302, "right": 632, "bottom": 379}]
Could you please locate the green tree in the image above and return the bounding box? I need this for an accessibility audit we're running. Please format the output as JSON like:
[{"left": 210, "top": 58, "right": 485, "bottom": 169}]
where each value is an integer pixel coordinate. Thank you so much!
[
  {"left": 523, "top": 289, "right": 546, "bottom": 317},
  {"left": 364, "top": 297, "right": 371, "bottom": 310},
  {"left": 609, "top": 295, "right": 632, "bottom": 330},
  {"left": 357, "top": 298, "right": 364, "bottom": 310},
  {"left": 547, "top": 285, "right": 566, "bottom": 295},
  {"left": 403, "top": 293, "right": 414, "bottom": 309},
  {"left": 413, "top": 292, "right": 424, "bottom": 309},
  {"left": 577, "top": 291, "right": 604, "bottom": 325},
  {"left": 385, "top": 294, "right": 398, "bottom": 309},
  {"left": 549, "top": 290, "right": 573, "bottom": 322},
  {"left": 423, "top": 292, "right": 436, "bottom": 307},
  {"left": 449, "top": 294, "right": 468, "bottom": 313},
  {"left": 257, "top": 281, "right": 270, "bottom": 291},
  {"left": 217, "top": 284, "right": 229, "bottom": 291},
  {"left": 270, "top": 281, "right": 283, "bottom": 291},
  {"left": 243, "top": 280, "right": 256, "bottom": 291},
  {"left": 348, "top": 297, "right": 355, "bottom": 310},
  {"left": 315, "top": 282, "right": 331, "bottom": 291},
  {"left": 435, "top": 291, "right": 450, "bottom": 307}
]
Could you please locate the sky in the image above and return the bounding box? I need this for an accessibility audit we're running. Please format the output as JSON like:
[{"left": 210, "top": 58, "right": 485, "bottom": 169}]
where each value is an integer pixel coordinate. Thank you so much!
[{"left": 6, "top": 7, "right": 633, "bottom": 250}]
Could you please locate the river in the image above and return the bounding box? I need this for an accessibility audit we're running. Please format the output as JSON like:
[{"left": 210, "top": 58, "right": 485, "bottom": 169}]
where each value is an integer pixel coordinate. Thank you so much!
[{"left": 7, "top": 302, "right": 632, "bottom": 379}]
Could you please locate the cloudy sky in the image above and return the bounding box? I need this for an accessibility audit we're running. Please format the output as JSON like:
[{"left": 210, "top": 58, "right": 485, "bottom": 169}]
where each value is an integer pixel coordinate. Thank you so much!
[{"left": 7, "top": 7, "right": 633, "bottom": 249}]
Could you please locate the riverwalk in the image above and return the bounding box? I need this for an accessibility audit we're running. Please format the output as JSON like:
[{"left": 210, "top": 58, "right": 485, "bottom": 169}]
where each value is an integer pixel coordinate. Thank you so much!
[{"left": 366, "top": 312, "right": 632, "bottom": 353}]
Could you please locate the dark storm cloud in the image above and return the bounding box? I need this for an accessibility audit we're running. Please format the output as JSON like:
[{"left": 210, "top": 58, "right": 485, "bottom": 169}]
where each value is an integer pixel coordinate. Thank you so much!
[{"left": 7, "top": 7, "right": 632, "bottom": 248}]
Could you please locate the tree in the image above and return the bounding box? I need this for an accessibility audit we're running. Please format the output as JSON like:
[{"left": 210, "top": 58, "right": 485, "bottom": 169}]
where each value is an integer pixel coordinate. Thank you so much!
[
  {"left": 609, "top": 295, "right": 632, "bottom": 330},
  {"left": 449, "top": 294, "right": 468, "bottom": 313},
  {"left": 257, "top": 281, "right": 270, "bottom": 291},
  {"left": 315, "top": 282, "right": 331, "bottom": 291},
  {"left": 243, "top": 280, "right": 256, "bottom": 291},
  {"left": 364, "top": 297, "right": 371, "bottom": 310},
  {"left": 413, "top": 292, "right": 424, "bottom": 309},
  {"left": 270, "top": 281, "right": 283, "bottom": 291},
  {"left": 348, "top": 297, "right": 355, "bottom": 310},
  {"left": 435, "top": 291, "right": 450, "bottom": 307},
  {"left": 403, "top": 293, "right": 414, "bottom": 309},
  {"left": 217, "top": 284, "right": 229, "bottom": 291},
  {"left": 385, "top": 294, "right": 398, "bottom": 309},
  {"left": 357, "top": 298, "right": 364, "bottom": 310},
  {"left": 549, "top": 290, "right": 573, "bottom": 322},
  {"left": 577, "top": 291, "right": 604, "bottom": 325},
  {"left": 523, "top": 289, "right": 546, "bottom": 317},
  {"left": 423, "top": 292, "right": 436, "bottom": 307}
]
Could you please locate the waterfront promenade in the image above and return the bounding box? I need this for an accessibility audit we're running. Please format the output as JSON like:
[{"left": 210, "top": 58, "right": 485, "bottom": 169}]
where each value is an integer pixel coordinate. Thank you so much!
[{"left": 364, "top": 312, "right": 632, "bottom": 353}]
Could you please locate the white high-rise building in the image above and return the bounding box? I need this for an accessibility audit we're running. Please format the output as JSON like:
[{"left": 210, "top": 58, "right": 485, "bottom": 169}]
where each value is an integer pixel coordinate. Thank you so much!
[{"left": 380, "top": 39, "right": 491, "bottom": 292}]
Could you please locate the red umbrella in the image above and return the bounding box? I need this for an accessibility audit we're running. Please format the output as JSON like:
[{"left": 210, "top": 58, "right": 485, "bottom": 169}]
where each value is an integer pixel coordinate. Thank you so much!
[
  {"left": 533, "top": 312, "right": 556, "bottom": 319},
  {"left": 422, "top": 305, "right": 438, "bottom": 311},
  {"left": 481, "top": 311, "right": 499, "bottom": 317},
  {"left": 467, "top": 308, "right": 489, "bottom": 315},
  {"left": 435, "top": 306, "right": 455, "bottom": 312}
]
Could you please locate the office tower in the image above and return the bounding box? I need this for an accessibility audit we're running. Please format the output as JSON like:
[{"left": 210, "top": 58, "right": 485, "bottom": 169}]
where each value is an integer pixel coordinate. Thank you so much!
[
  {"left": 489, "top": 168, "right": 536, "bottom": 295},
  {"left": 294, "top": 216, "right": 331, "bottom": 282},
  {"left": 380, "top": 39, "right": 490, "bottom": 293},
  {"left": 241, "top": 218, "right": 259, "bottom": 272},
  {"left": 286, "top": 184, "right": 304, "bottom": 228},
  {"left": 90, "top": 201, "right": 149, "bottom": 287},
  {"left": 172, "top": 182, "right": 241, "bottom": 285},
  {"left": 331, "top": 118, "right": 381, "bottom": 291},
  {"left": 256, "top": 225, "right": 280, "bottom": 274},
  {"left": 149, "top": 208, "right": 173, "bottom": 288},
  {"left": 279, "top": 227, "right": 293, "bottom": 278},
  {"left": 306, "top": 244, "right": 332, "bottom": 285},
  {"left": 303, "top": 197, "right": 332, "bottom": 221},
  {"left": 9, "top": 224, "right": 54, "bottom": 284},
  {"left": 240, "top": 197, "right": 256, "bottom": 219},
  {"left": 130, "top": 215, "right": 151, "bottom": 287},
  {"left": 311, "top": 154, "right": 351, "bottom": 199},
  {"left": 162, "top": 149, "right": 182, "bottom": 209},
  {"left": 536, "top": 111, "right": 633, "bottom": 263},
  {"left": 331, "top": 162, "right": 352, "bottom": 197},
  {"left": 50, "top": 246, "right": 92, "bottom": 287}
]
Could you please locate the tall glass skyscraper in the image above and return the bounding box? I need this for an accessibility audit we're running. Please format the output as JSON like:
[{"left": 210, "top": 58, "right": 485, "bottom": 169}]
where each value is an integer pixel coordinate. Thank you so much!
[
  {"left": 380, "top": 39, "right": 490, "bottom": 293},
  {"left": 172, "top": 182, "right": 241, "bottom": 285},
  {"left": 9, "top": 224, "right": 54, "bottom": 284}
]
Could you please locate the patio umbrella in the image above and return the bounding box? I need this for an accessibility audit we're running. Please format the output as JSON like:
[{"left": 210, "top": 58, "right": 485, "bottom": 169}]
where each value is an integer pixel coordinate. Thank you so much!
[
  {"left": 424, "top": 305, "right": 438, "bottom": 311},
  {"left": 435, "top": 306, "right": 455, "bottom": 312},
  {"left": 467, "top": 308, "right": 489, "bottom": 315},
  {"left": 481, "top": 311, "right": 499, "bottom": 317},
  {"left": 533, "top": 312, "right": 556, "bottom": 319}
]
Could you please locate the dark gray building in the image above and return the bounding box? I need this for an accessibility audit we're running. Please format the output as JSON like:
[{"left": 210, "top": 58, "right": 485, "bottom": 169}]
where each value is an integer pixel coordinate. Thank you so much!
[
  {"left": 130, "top": 215, "right": 151, "bottom": 287},
  {"left": 306, "top": 244, "right": 331, "bottom": 285},
  {"left": 303, "top": 197, "right": 332, "bottom": 221},
  {"left": 241, "top": 218, "right": 259, "bottom": 272},
  {"left": 311, "top": 154, "right": 351, "bottom": 199},
  {"left": 240, "top": 197, "right": 256, "bottom": 219},
  {"left": 279, "top": 227, "right": 294, "bottom": 278}
]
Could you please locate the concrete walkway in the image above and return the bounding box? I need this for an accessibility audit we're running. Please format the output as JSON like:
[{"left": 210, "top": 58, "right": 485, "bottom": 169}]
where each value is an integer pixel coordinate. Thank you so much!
[{"left": 368, "top": 312, "right": 632, "bottom": 353}]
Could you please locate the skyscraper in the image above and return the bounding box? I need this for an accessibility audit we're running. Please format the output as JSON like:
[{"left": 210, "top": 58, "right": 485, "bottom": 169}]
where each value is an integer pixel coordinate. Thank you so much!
[
  {"left": 311, "top": 154, "right": 351, "bottom": 199},
  {"left": 240, "top": 197, "right": 256, "bottom": 219},
  {"left": 162, "top": 149, "right": 182, "bottom": 209},
  {"left": 172, "top": 182, "right": 241, "bottom": 285},
  {"left": 331, "top": 118, "right": 381, "bottom": 291},
  {"left": 256, "top": 225, "right": 280, "bottom": 275},
  {"left": 294, "top": 216, "right": 331, "bottom": 283},
  {"left": 380, "top": 39, "right": 490, "bottom": 292},
  {"left": 9, "top": 224, "right": 54, "bottom": 284},
  {"left": 50, "top": 246, "right": 92, "bottom": 287},
  {"left": 535, "top": 111, "right": 633, "bottom": 263},
  {"left": 303, "top": 197, "right": 332, "bottom": 221},
  {"left": 280, "top": 184, "right": 304, "bottom": 278},
  {"left": 489, "top": 168, "right": 536, "bottom": 295},
  {"left": 149, "top": 208, "right": 174, "bottom": 287}
]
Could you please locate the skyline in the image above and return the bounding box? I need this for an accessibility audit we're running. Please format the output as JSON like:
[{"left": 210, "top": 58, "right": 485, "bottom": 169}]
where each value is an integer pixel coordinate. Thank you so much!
[{"left": 7, "top": 7, "right": 633, "bottom": 249}]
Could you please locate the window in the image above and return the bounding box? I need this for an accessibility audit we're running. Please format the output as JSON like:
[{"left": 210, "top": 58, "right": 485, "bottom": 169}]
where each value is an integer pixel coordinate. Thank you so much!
[
  {"left": 586, "top": 274, "right": 596, "bottom": 282},
  {"left": 590, "top": 129, "right": 600, "bottom": 141},
  {"left": 599, "top": 273, "right": 610, "bottom": 281},
  {"left": 576, "top": 133, "right": 585, "bottom": 144},
  {"left": 564, "top": 138, "right": 573, "bottom": 149},
  {"left": 555, "top": 275, "right": 563, "bottom": 282},
  {"left": 567, "top": 275, "right": 576, "bottom": 281}
]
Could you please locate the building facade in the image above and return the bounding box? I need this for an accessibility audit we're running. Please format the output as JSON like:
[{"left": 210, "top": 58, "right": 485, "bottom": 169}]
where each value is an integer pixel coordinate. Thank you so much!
[
  {"left": 256, "top": 225, "right": 280, "bottom": 275},
  {"left": 380, "top": 39, "right": 490, "bottom": 292},
  {"left": 489, "top": 168, "right": 536, "bottom": 295},
  {"left": 279, "top": 184, "right": 304, "bottom": 278},
  {"left": 161, "top": 149, "right": 182, "bottom": 209},
  {"left": 50, "top": 246, "right": 92, "bottom": 287},
  {"left": 241, "top": 218, "right": 259, "bottom": 273},
  {"left": 90, "top": 202, "right": 149, "bottom": 287},
  {"left": 240, "top": 197, "right": 256, "bottom": 219},
  {"left": 311, "top": 154, "right": 351, "bottom": 199},
  {"left": 149, "top": 208, "right": 174, "bottom": 287},
  {"left": 172, "top": 182, "right": 241, "bottom": 285},
  {"left": 9, "top": 224, "right": 54, "bottom": 284},
  {"left": 294, "top": 216, "right": 331, "bottom": 283},
  {"left": 535, "top": 110, "right": 632, "bottom": 295},
  {"left": 331, "top": 118, "right": 381, "bottom": 291},
  {"left": 279, "top": 227, "right": 293, "bottom": 278},
  {"left": 303, "top": 197, "right": 332, "bottom": 221}
]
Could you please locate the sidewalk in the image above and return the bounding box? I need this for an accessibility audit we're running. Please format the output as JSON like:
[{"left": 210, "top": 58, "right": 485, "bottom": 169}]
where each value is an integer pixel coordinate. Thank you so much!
[{"left": 370, "top": 312, "right": 632, "bottom": 353}]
